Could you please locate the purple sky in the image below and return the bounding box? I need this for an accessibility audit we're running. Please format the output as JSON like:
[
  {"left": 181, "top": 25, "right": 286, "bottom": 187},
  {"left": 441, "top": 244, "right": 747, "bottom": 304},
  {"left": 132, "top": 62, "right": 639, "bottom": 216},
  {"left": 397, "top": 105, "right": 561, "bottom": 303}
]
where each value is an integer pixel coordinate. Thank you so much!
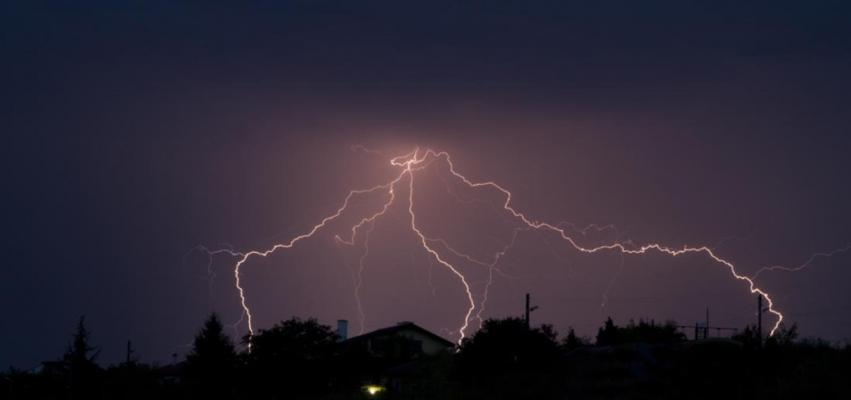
[{"left": 3, "top": 1, "right": 851, "bottom": 369}]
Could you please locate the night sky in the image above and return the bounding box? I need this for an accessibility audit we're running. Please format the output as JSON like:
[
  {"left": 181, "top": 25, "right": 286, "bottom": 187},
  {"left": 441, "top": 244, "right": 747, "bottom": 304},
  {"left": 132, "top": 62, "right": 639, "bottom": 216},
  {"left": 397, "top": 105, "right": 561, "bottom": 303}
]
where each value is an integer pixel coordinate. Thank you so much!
[{"left": 3, "top": 1, "right": 851, "bottom": 369}]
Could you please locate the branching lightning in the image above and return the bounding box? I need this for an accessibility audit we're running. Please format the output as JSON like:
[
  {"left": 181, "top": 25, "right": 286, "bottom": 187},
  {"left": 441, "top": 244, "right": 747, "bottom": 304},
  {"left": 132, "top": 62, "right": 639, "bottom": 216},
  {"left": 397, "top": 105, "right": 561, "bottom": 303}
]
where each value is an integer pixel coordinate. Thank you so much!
[
  {"left": 334, "top": 219, "right": 376, "bottom": 335},
  {"left": 751, "top": 244, "right": 851, "bottom": 280},
  {"left": 199, "top": 147, "right": 849, "bottom": 346}
]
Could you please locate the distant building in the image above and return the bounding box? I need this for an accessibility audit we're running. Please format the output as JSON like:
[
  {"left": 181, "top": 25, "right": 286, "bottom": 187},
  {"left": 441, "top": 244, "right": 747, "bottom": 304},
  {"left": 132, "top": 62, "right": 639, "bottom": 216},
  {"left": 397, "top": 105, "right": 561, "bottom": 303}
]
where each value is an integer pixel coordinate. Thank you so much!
[
  {"left": 343, "top": 321, "right": 454, "bottom": 359},
  {"left": 341, "top": 322, "right": 455, "bottom": 397}
]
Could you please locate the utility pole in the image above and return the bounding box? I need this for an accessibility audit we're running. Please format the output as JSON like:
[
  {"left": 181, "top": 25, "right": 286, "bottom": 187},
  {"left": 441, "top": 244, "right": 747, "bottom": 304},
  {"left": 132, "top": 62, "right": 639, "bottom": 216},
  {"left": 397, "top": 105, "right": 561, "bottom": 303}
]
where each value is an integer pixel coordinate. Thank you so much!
[
  {"left": 757, "top": 294, "right": 764, "bottom": 345},
  {"left": 125, "top": 340, "right": 135, "bottom": 365},
  {"left": 705, "top": 307, "right": 710, "bottom": 338},
  {"left": 524, "top": 293, "right": 538, "bottom": 329}
]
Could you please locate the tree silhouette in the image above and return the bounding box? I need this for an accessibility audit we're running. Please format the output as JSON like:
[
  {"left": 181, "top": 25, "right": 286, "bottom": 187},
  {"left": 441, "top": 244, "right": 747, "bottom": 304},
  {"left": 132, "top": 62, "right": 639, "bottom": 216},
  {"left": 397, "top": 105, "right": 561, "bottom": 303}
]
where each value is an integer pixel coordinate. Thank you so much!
[
  {"left": 562, "top": 327, "right": 584, "bottom": 350},
  {"left": 185, "top": 313, "right": 237, "bottom": 398},
  {"left": 454, "top": 318, "right": 560, "bottom": 399},
  {"left": 64, "top": 316, "right": 100, "bottom": 399},
  {"left": 596, "top": 317, "right": 619, "bottom": 346},
  {"left": 765, "top": 323, "right": 798, "bottom": 347},
  {"left": 732, "top": 324, "right": 761, "bottom": 348},
  {"left": 596, "top": 317, "right": 685, "bottom": 345},
  {"left": 243, "top": 317, "right": 339, "bottom": 399},
  {"left": 456, "top": 317, "right": 559, "bottom": 377},
  {"left": 65, "top": 316, "right": 99, "bottom": 366}
]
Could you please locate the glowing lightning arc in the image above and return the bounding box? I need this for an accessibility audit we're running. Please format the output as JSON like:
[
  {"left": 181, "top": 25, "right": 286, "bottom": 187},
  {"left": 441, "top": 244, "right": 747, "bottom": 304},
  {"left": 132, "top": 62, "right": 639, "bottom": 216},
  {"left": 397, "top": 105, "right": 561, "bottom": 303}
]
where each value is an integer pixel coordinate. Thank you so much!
[
  {"left": 751, "top": 244, "right": 851, "bottom": 280},
  {"left": 419, "top": 149, "right": 790, "bottom": 335},
  {"left": 203, "top": 147, "right": 840, "bottom": 346}
]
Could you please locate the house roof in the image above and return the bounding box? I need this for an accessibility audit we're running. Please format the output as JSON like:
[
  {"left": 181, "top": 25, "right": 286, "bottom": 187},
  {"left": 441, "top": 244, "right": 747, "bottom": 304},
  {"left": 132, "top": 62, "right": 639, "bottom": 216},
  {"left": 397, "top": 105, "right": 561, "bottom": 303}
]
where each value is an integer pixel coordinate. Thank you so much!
[{"left": 345, "top": 322, "right": 455, "bottom": 348}]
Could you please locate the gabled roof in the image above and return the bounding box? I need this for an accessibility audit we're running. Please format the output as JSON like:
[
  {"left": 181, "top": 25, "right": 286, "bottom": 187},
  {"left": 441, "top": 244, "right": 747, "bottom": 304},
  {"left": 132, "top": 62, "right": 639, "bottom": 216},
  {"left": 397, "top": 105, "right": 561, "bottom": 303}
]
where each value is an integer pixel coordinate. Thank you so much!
[{"left": 345, "top": 322, "right": 455, "bottom": 348}]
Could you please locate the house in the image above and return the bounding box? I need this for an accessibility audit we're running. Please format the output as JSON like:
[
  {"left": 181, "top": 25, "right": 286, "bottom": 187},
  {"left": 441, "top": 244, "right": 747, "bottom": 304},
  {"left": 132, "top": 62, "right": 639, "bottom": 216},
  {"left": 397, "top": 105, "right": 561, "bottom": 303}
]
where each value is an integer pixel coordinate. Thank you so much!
[
  {"left": 340, "top": 322, "right": 455, "bottom": 397},
  {"left": 343, "top": 321, "right": 455, "bottom": 359}
]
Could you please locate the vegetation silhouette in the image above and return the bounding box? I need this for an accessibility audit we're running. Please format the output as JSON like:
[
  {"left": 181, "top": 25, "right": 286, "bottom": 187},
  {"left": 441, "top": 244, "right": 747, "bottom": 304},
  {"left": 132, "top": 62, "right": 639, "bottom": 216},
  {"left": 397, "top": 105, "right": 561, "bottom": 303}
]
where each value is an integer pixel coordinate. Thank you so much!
[
  {"left": 596, "top": 317, "right": 686, "bottom": 346},
  {"left": 64, "top": 316, "right": 101, "bottom": 399},
  {"left": 242, "top": 317, "right": 339, "bottom": 399},
  {"left": 453, "top": 317, "right": 560, "bottom": 399},
  {"left": 2, "top": 313, "right": 851, "bottom": 399},
  {"left": 184, "top": 313, "right": 238, "bottom": 398},
  {"left": 562, "top": 327, "right": 586, "bottom": 350},
  {"left": 455, "top": 317, "right": 559, "bottom": 377}
]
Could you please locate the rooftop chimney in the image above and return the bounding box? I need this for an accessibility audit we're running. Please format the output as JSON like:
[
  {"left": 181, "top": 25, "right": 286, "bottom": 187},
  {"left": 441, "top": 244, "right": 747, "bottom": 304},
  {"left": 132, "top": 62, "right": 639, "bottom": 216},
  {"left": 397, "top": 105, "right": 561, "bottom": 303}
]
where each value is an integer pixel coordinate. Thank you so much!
[{"left": 337, "top": 319, "right": 348, "bottom": 341}]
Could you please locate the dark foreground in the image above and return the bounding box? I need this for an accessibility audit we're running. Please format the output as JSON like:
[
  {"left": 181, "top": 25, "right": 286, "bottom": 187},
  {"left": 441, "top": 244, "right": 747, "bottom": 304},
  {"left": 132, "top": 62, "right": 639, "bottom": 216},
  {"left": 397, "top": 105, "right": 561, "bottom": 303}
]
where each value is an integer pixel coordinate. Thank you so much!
[{"left": 3, "top": 315, "right": 850, "bottom": 399}]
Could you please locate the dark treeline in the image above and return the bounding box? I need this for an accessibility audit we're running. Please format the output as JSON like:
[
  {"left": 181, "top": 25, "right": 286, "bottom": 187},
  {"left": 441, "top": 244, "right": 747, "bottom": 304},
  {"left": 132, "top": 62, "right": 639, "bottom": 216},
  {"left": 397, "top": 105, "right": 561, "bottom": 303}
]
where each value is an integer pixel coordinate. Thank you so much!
[{"left": 3, "top": 314, "right": 851, "bottom": 399}]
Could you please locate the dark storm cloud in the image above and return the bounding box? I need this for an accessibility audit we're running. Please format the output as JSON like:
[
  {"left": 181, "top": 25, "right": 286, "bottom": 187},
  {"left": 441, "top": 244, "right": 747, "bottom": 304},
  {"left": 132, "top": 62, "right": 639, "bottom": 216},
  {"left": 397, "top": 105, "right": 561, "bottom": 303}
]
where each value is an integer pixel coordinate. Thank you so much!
[{"left": 2, "top": 1, "right": 851, "bottom": 368}]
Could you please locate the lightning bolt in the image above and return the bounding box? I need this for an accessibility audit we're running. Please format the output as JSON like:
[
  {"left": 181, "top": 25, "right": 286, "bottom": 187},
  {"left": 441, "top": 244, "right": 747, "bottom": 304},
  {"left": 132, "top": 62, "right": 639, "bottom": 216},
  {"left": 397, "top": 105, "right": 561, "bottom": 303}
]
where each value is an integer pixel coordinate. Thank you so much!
[
  {"left": 424, "top": 227, "right": 525, "bottom": 328},
  {"left": 203, "top": 147, "right": 844, "bottom": 347},
  {"left": 185, "top": 245, "right": 245, "bottom": 299},
  {"left": 426, "top": 149, "right": 796, "bottom": 334},
  {"left": 350, "top": 144, "right": 384, "bottom": 157},
  {"left": 335, "top": 219, "right": 376, "bottom": 335},
  {"left": 229, "top": 177, "right": 402, "bottom": 342},
  {"left": 751, "top": 244, "right": 851, "bottom": 280},
  {"left": 558, "top": 222, "right": 622, "bottom": 240}
]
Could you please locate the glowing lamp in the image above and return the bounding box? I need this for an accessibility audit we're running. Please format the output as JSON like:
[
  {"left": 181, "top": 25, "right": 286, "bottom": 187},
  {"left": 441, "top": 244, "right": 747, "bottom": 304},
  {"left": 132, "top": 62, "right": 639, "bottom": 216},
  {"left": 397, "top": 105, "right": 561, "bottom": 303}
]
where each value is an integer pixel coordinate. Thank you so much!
[{"left": 363, "top": 384, "right": 386, "bottom": 396}]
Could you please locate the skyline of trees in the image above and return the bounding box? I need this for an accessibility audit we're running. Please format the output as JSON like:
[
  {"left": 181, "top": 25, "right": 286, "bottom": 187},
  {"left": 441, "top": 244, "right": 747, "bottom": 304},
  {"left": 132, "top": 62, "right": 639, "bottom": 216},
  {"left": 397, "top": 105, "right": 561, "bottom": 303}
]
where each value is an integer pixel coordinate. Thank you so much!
[{"left": 1, "top": 312, "right": 846, "bottom": 399}]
